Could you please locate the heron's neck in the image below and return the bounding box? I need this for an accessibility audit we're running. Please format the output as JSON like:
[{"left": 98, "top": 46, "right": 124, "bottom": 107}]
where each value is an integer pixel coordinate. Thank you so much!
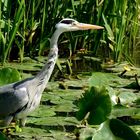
[{"left": 35, "top": 30, "right": 62, "bottom": 89}]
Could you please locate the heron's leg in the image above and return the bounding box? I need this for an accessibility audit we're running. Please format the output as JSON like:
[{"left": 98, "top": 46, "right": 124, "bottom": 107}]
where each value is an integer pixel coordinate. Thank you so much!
[
  {"left": 20, "top": 117, "right": 27, "bottom": 127},
  {"left": 4, "top": 115, "right": 13, "bottom": 126}
]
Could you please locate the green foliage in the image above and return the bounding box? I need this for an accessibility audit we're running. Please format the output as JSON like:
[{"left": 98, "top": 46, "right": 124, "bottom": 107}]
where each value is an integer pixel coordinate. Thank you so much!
[
  {"left": 133, "top": 98, "right": 140, "bottom": 106},
  {"left": 76, "top": 86, "right": 112, "bottom": 125},
  {"left": 0, "top": 0, "right": 25, "bottom": 63},
  {"left": 110, "top": 119, "right": 139, "bottom": 140},
  {"left": 0, "top": 71, "right": 139, "bottom": 139},
  {"left": 101, "top": 0, "right": 139, "bottom": 62},
  {"left": 0, "top": 0, "right": 139, "bottom": 63},
  {"left": 112, "top": 105, "right": 140, "bottom": 118},
  {"left": 89, "top": 72, "right": 123, "bottom": 87},
  {"left": 0, "top": 132, "right": 7, "bottom": 140},
  {"left": 0, "top": 67, "right": 21, "bottom": 85},
  {"left": 76, "top": 71, "right": 140, "bottom": 138},
  {"left": 93, "top": 119, "right": 139, "bottom": 140}
]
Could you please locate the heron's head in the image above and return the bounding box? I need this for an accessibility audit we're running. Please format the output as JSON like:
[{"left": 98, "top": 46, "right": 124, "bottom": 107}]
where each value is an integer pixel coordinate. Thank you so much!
[{"left": 55, "top": 18, "right": 104, "bottom": 32}]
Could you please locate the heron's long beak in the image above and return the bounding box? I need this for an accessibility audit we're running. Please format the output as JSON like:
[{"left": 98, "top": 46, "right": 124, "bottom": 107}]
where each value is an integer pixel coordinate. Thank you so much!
[{"left": 76, "top": 23, "right": 104, "bottom": 30}]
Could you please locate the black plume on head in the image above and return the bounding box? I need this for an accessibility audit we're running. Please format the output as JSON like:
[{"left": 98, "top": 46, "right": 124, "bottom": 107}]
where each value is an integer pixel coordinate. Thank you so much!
[{"left": 60, "top": 19, "right": 75, "bottom": 24}]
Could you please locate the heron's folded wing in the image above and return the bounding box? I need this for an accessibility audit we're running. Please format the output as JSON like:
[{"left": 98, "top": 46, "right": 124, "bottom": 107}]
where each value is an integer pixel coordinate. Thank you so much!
[{"left": 0, "top": 84, "right": 29, "bottom": 116}]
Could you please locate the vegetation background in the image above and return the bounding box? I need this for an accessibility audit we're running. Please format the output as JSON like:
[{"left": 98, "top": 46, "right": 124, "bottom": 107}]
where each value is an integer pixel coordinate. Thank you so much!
[
  {"left": 0, "top": 0, "right": 139, "bottom": 65},
  {"left": 0, "top": 0, "right": 140, "bottom": 139}
]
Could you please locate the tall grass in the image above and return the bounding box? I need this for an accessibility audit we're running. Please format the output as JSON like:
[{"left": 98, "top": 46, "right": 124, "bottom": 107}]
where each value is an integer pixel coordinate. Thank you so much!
[
  {"left": 101, "top": 0, "right": 139, "bottom": 62},
  {"left": 0, "top": 0, "right": 139, "bottom": 64},
  {"left": 0, "top": 0, "right": 25, "bottom": 63}
]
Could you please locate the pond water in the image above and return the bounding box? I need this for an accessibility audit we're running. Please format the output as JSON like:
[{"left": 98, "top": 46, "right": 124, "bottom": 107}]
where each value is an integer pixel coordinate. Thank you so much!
[
  {"left": 0, "top": 58, "right": 140, "bottom": 139},
  {"left": 71, "top": 56, "right": 102, "bottom": 72}
]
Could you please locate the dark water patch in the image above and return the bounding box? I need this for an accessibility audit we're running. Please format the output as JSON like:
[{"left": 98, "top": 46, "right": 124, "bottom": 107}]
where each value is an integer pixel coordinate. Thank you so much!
[
  {"left": 8, "top": 135, "right": 25, "bottom": 140},
  {"left": 41, "top": 100, "right": 57, "bottom": 106},
  {"left": 54, "top": 111, "right": 76, "bottom": 117},
  {"left": 71, "top": 57, "right": 102, "bottom": 73},
  {"left": 26, "top": 123, "right": 76, "bottom": 133}
]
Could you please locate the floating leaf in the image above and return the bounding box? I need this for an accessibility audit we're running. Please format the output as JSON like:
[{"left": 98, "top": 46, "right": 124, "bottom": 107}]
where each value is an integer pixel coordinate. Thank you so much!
[
  {"left": 89, "top": 72, "right": 122, "bottom": 87},
  {"left": 76, "top": 86, "right": 112, "bottom": 125},
  {"left": 0, "top": 132, "right": 8, "bottom": 140},
  {"left": 118, "top": 90, "right": 137, "bottom": 105},
  {"left": 79, "top": 127, "right": 96, "bottom": 140},
  {"left": 2, "top": 62, "right": 42, "bottom": 71},
  {"left": 0, "top": 67, "right": 21, "bottom": 86},
  {"left": 110, "top": 119, "right": 139, "bottom": 140},
  {"left": 111, "top": 104, "right": 140, "bottom": 118},
  {"left": 30, "top": 105, "right": 56, "bottom": 118},
  {"left": 133, "top": 98, "right": 140, "bottom": 106},
  {"left": 92, "top": 119, "right": 118, "bottom": 140},
  {"left": 92, "top": 119, "right": 139, "bottom": 140}
]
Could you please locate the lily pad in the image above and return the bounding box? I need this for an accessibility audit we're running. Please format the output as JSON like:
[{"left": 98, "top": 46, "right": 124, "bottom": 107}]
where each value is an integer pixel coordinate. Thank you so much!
[
  {"left": 29, "top": 105, "right": 56, "bottom": 117},
  {"left": 89, "top": 72, "right": 123, "bottom": 87},
  {"left": 2, "top": 62, "right": 42, "bottom": 72},
  {"left": 79, "top": 127, "right": 96, "bottom": 140},
  {"left": 0, "top": 67, "right": 21, "bottom": 86},
  {"left": 92, "top": 119, "right": 139, "bottom": 140},
  {"left": 111, "top": 105, "right": 140, "bottom": 118},
  {"left": 0, "top": 132, "right": 8, "bottom": 140},
  {"left": 76, "top": 86, "right": 112, "bottom": 125},
  {"left": 118, "top": 90, "right": 138, "bottom": 105},
  {"left": 54, "top": 101, "right": 77, "bottom": 112},
  {"left": 109, "top": 119, "right": 139, "bottom": 139}
]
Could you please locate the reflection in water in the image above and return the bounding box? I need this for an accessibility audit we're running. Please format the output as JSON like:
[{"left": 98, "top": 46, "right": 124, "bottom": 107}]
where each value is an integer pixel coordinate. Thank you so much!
[{"left": 71, "top": 57, "right": 102, "bottom": 73}]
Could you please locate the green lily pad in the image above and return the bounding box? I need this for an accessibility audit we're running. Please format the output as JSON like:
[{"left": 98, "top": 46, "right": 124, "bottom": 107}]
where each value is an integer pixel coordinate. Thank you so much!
[
  {"left": 79, "top": 127, "right": 96, "bottom": 140},
  {"left": 118, "top": 90, "right": 138, "bottom": 105},
  {"left": 109, "top": 119, "right": 139, "bottom": 139},
  {"left": 2, "top": 62, "right": 42, "bottom": 72},
  {"left": 111, "top": 105, "right": 140, "bottom": 118},
  {"left": 89, "top": 72, "right": 123, "bottom": 87},
  {"left": 0, "top": 67, "right": 21, "bottom": 86},
  {"left": 76, "top": 86, "right": 112, "bottom": 125},
  {"left": 92, "top": 119, "right": 139, "bottom": 140},
  {"left": 29, "top": 105, "right": 56, "bottom": 117},
  {"left": 27, "top": 116, "right": 79, "bottom": 127},
  {"left": 0, "top": 132, "right": 8, "bottom": 140},
  {"left": 54, "top": 101, "right": 77, "bottom": 112}
]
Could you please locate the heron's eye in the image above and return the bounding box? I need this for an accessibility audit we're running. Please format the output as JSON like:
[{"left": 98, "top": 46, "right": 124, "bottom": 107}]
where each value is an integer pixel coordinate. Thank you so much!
[{"left": 71, "top": 22, "right": 77, "bottom": 26}]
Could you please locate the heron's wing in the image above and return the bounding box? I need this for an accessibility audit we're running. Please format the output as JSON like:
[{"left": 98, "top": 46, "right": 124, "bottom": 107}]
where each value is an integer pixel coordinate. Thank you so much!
[{"left": 0, "top": 83, "right": 29, "bottom": 116}]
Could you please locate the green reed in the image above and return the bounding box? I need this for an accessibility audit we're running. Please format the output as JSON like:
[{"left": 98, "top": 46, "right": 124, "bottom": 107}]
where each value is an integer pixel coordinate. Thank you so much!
[
  {"left": 0, "top": 0, "right": 139, "bottom": 63},
  {"left": 101, "top": 0, "right": 139, "bottom": 62}
]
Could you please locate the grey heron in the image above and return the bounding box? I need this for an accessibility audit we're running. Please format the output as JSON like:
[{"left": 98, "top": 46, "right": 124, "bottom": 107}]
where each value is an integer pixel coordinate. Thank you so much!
[{"left": 0, "top": 18, "right": 103, "bottom": 127}]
